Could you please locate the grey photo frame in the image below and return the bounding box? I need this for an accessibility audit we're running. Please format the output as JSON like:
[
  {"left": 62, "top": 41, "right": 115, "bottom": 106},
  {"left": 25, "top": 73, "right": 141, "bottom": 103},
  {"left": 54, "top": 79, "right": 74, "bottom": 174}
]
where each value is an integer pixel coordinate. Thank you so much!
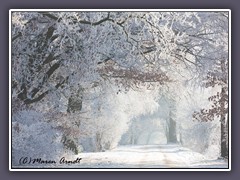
[
  {"left": 9, "top": 8, "right": 231, "bottom": 171},
  {"left": 1, "top": 0, "right": 239, "bottom": 179}
]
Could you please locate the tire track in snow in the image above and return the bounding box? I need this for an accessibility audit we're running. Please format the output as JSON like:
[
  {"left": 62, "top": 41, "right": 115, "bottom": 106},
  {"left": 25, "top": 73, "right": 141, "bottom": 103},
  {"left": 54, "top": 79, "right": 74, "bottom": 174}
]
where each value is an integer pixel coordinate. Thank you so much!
[{"left": 137, "top": 145, "right": 168, "bottom": 168}]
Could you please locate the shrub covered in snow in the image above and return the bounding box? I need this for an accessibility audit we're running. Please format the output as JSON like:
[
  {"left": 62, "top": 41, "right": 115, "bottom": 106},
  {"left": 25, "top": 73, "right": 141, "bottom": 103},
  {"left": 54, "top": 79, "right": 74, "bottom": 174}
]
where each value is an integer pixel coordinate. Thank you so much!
[{"left": 12, "top": 110, "right": 64, "bottom": 167}]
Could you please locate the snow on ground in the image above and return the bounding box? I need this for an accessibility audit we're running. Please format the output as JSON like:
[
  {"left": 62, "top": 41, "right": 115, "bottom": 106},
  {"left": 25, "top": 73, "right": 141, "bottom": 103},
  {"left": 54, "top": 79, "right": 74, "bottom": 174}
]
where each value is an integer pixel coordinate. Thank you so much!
[
  {"left": 61, "top": 144, "right": 228, "bottom": 169},
  {"left": 13, "top": 144, "right": 227, "bottom": 169}
]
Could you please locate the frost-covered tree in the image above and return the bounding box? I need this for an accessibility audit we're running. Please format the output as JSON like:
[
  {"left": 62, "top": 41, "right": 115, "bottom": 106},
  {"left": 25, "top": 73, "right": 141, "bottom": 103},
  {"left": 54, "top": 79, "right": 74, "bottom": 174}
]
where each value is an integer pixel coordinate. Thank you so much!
[
  {"left": 11, "top": 11, "right": 173, "bottom": 154},
  {"left": 173, "top": 84, "right": 221, "bottom": 158},
  {"left": 11, "top": 11, "right": 175, "bottom": 107},
  {"left": 12, "top": 110, "right": 64, "bottom": 167},
  {"left": 77, "top": 84, "right": 160, "bottom": 151},
  {"left": 159, "top": 12, "right": 229, "bottom": 157},
  {"left": 190, "top": 13, "right": 229, "bottom": 158},
  {"left": 193, "top": 59, "right": 228, "bottom": 158}
]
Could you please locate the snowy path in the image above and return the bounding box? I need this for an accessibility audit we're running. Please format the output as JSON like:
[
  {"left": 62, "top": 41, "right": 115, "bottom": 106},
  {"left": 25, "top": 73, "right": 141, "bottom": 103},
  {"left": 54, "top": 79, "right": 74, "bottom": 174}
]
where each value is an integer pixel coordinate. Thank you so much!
[{"left": 65, "top": 144, "right": 228, "bottom": 169}]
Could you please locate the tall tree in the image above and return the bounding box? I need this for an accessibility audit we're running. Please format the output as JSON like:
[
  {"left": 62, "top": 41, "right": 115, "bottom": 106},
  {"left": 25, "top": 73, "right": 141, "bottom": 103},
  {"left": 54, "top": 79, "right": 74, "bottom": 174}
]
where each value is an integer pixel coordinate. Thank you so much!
[{"left": 193, "top": 59, "right": 228, "bottom": 158}]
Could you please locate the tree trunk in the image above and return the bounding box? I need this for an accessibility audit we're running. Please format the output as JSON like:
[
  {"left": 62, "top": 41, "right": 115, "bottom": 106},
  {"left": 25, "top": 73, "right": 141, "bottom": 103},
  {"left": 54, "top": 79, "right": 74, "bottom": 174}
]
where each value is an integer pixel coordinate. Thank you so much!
[
  {"left": 166, "top": 98, "right": 178, "bottom": 144},
  {"left": 95, "top": 132, "right": 102, "bottom": 152},
  {"left": 220, "top": 114, "right": 228, "bottom": 158},
  {"left": 147, "top": 132, "right": 152, "bottom": 145},
  {"left": 220, "top": 87, "right": 228, "bottom": 158},
  {"left": 168, "top": 115, "right": 177, "bottom": 143}
]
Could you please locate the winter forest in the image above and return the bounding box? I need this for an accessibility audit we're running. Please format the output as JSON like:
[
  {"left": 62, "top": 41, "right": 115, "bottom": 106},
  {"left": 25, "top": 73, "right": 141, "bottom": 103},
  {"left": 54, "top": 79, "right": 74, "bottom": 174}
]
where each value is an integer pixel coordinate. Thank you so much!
[{"left": 11, "top": 10, "right": 230, "bottom": 169}]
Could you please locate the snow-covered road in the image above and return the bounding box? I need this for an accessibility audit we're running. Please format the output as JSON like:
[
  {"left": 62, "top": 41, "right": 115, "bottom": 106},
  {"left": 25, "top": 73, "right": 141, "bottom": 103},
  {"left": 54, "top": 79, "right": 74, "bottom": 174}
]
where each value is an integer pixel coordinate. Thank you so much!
[{"left": 66, "top": 144, "right": 228, "bottom": 169}]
